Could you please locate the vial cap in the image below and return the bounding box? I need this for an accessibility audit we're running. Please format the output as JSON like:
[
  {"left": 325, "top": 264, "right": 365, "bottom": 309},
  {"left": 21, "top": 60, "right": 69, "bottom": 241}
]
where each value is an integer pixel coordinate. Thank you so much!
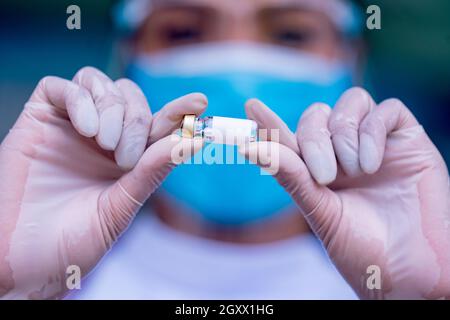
[{"left": 181, "top": 115, "right": 196, "bottom": 138}]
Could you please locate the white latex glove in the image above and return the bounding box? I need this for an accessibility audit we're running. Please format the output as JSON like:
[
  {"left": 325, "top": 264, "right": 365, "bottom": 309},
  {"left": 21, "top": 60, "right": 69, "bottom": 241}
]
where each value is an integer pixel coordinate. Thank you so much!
[
  {"left": 242, "top": 87, "right": 450, "bottom": 299},
  {"left": 0, "top": 67, "right": 206, "bottom": 299}
]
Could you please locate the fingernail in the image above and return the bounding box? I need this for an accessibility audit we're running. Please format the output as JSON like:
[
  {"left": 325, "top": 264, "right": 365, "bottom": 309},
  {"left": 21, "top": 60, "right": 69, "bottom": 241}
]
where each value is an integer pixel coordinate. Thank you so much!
[
  {"left": 192, "top": 136, "right": 205, "bottom": 152},
  {"left": 302, "top": 142, "right": 336, "bottom": 185},
  {"left": 360, "top": 133, "right": 379, "bottom": 174},
  {"left": 97, "top": 106, "right": 124, "bottom": 150},
  {"left": 189, "top": 93, "right": 208, "bottom": 110},
  {"left": 333, "top": 135, "right": 361, "bottom": 176},
  {"left": 245, "top": 98, "right": 261, "bottom": 110},
  {"left": 171, "top": 134, "right": 182, "bottom": 142},
  {"left": 237, "top": 143, "right": 247, "bottom": 155},
  {"left": 76, "top": 100, "right": 99, "bottom": 137},
  {"left": 116, "top": 139, "right": 145, "bottom": 170},
  {"left": 238, "top": 141, "right": 258, "bottom": 155}
]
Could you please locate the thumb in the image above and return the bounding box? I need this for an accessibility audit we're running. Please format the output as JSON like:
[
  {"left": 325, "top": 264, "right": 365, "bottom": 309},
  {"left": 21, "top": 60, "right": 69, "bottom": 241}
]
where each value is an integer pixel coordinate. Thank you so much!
[
  {"left": 245, "top": 98, "right": 300, "bottom": 154},
  {"left": 238, "top": 141, "right": 340, "bottom": 238},
  {"left": 98, "top": 134, "right": 203, "bottom": 244}
]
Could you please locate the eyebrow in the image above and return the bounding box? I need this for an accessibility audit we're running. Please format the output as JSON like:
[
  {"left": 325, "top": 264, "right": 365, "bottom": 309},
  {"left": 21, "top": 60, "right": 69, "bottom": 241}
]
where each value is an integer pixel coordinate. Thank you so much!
[
  {"left": 259, "top": 4, "right": 324, "bottom": 15},
  {"left": 153, "top": 0, "right": 214, "bottom": 10},
  {"left": 151, "top": 2, "right": 218, "bottom": 16},
  {"left": 155, "top": 1, "right": 321, "bottom": 12},
  {"left": 152, "top": 2, "right": 318, "bottom": 17}
]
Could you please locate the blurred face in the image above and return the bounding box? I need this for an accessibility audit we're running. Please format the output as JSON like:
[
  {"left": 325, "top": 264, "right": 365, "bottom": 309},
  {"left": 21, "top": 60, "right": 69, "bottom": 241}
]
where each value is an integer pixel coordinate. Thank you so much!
[
  {"left": 127, "top": 0, "right": 358, "bottom": 228},
  {"left": 134, "top": 0, "right": 346, "bottom": 60}
]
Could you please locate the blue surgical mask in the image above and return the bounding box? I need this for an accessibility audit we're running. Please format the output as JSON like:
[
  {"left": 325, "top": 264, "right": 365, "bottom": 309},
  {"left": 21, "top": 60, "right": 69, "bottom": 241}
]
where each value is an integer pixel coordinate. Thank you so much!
[{"left": 127, "top": 42, "right": 353, "bottom": 225}]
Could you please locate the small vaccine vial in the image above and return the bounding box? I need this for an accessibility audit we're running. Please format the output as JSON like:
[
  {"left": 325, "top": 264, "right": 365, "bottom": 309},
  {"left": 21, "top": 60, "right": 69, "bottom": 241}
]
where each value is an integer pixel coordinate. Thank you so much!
[{"left": 181, "top": 115, "right": 257, "bottom": 145}]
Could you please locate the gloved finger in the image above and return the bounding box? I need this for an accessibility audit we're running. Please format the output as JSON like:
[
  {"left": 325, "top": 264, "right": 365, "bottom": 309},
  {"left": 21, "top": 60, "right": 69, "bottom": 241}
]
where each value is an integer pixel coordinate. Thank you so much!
[
  {"left": 329, "top": 87, "right": 375, "bottom": 177},
  {"left": 297, "top": 103, "right": 337, "bottom": 185},
  {"left": 114, "top": 78, "right": 152, "bottom": 170},
  {"left": 359, "top": 98, "right": 420, "bottom": 174},
  {"left": 148, "top": 93, "right": 208, "bottom": 145},
  {"left": 244, "top": 98, "right": 300, "bottom": 154},
  {"left": 73, "top": 66, "right": 126, "bottom": 151},
  {"left": 29, "top": 76, "right": 99, "bottom": 137},
  {"left": 103, "top": 135, "right": 204, "bottom": 227},
  {"left": 238, "top": 141, "right": 338, "bottom": 227}
]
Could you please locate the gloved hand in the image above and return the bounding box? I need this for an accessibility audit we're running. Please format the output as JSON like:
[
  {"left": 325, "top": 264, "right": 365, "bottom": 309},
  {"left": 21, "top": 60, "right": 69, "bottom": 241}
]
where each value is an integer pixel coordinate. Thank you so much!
[
  {"left": 0, "top": 67, "right": 205, "bottom": 299},
  {"left": 242, "top": 87, "right": 450, "bottom": 299}
]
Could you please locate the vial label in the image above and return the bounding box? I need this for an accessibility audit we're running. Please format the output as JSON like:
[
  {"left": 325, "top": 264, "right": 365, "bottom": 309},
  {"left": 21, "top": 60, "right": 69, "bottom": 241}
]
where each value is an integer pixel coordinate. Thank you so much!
[{"left": 204, "top": 116, "right": 257, "bottom": 145}]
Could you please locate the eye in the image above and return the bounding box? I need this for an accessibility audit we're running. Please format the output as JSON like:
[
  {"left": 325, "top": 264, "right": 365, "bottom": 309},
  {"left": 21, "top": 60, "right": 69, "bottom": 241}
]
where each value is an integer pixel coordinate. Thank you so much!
[
  {"left": 271, "top": 28, "right": 314, "bottom": 47},
  {"left": 163, "top": 25, "right": 203, "bottom": 43}
]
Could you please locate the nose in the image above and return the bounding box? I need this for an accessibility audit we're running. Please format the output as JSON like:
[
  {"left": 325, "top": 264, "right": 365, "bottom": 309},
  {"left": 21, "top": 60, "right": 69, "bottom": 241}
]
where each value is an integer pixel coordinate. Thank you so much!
[{"left": 218, "top": 14, "right": 263, "bottom": 43}]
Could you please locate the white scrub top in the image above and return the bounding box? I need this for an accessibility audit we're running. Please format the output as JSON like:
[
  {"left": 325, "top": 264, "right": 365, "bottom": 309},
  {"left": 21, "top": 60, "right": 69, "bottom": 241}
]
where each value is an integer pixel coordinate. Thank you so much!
[{"left": 67, "top": 209, "right": 357, "bottom": 300}]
